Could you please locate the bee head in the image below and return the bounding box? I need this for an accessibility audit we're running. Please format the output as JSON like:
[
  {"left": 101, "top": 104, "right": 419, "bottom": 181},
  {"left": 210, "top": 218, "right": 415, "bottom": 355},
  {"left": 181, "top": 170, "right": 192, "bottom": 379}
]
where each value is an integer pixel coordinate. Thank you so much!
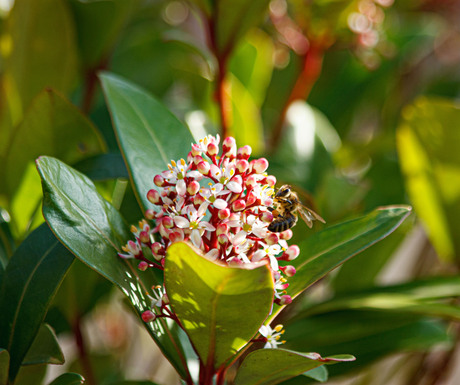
[{"left": 275, "top": 185, "right": 291, "bottom": 198}]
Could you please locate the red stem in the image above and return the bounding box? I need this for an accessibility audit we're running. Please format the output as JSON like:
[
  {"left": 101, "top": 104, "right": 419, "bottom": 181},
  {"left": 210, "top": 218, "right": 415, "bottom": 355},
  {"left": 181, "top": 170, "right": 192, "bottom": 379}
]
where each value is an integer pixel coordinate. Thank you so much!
[
  {"left": 268, "top": 42, "right": 326, "bottom": 153},
  {"left": 74, "top": 315, "right": 97, "bottom": 385},
  {"left": 81, "top": 57, "right": 109, "bottom": 115}
]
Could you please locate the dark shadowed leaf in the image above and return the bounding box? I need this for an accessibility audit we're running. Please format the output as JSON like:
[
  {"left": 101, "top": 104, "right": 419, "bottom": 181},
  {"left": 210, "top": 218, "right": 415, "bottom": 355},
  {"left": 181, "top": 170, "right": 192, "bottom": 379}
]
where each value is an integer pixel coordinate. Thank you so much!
[
  {"left": 0, "top": 349, "right": 9, "bottom": 385},
  {"left": 164, "top": 242, "right": 274, "bottom": 369},
  {"left": 73, "top": 153, "right": 129, "bottom": 181},
  {"left": 48, "top": 373, "right": 85, "bottom": 385},
  {"left": 100, "top": 72, "right": 194, "bottom": 211},
  {"left": 0, "top": 224, "right": 74, "bottom": 382},
  {"left": 234, "top": 349, "right": 354, "bottom": 385},
  {"left": 36, "top": 156, "right": 190, "bottom": 380}
]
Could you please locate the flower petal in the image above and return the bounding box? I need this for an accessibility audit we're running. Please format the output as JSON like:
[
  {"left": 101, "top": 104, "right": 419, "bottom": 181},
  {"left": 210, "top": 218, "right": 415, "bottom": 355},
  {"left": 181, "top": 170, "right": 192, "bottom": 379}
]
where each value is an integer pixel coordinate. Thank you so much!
[
  {"left": 226, "top": 181, "right": 242, "bottom": 193},
  {"left": 174, "top": 216, "right": 190, "bottom": 228},
  {"left": 191, "top": 229, "right": 202, "bottom": 248},
  {"left": 176, "top": 179, "right": 187, "bottom": 196},
  {"left": 233, "top": 230, "right": 247, "bottom": 245},
  {"left": 213, "top": 198, "right": 228, "bottom": 209}
]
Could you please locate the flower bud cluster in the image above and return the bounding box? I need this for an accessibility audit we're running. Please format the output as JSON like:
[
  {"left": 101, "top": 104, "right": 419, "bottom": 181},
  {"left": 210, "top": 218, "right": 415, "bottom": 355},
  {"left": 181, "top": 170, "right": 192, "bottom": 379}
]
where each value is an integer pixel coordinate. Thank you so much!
[{"left": 119, "top": 135, "right": 300, "bottom": 308}]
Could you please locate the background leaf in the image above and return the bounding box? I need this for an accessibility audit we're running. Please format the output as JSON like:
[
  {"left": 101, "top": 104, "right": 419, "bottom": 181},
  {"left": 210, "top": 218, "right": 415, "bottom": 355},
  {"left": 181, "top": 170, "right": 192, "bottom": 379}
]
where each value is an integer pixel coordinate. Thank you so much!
[
  {"left": 47, "top": 373, "right": 85, "bottom": 385},
  {"left": 22, "top": 323, "right": 64, "bottom": 366},
  {"left": 0, "top": 224, "right": 74, "bottom": 382},
  {"left": 0, "top": 349, "right": 9, "bottom": 385},
  {"left": 100, "top": 72, "right": 195, "bottom": 211},
  {"left": 164, "top": 242, "right": 274, "bottom": 369}
]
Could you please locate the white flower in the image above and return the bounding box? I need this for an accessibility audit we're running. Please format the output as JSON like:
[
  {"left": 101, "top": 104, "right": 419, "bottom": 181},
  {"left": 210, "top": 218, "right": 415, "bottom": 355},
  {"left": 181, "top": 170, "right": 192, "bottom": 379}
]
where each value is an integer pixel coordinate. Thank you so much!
[
  {"left": 252, "top": 243, "right": 282, "bottom": 271},
  {"left": 259, "top": 324, "right": 285, "bottom": 349},
  {"left": 162, "top": 158, "right": 190, "bottom": 196},
  {"left": 231, "top": 215, "right": 269, "bottom": 245},
  {"left": 173, "top": 203, "right": 215, "bottom": 247},
  {"left": 192, "top": 134, "right": 220, "bottom": 154},
  {"left": 210, "top": 162, "right": 242, "bottom": 193},
  {"left": 200, "top": 183, "right": 231, "bottom": 209}
]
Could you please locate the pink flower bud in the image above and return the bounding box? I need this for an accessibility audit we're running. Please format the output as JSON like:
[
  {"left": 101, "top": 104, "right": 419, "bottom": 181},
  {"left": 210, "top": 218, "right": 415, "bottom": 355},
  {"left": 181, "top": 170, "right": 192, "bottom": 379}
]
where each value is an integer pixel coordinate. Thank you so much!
[
  {"left": 265, "top": 175, "right": 277, "bottom": 186},
  {"left": 207, "top": 142, "right": 219, "bottom": 156},
  {"left": 265, "top": 232, "right": 279, "bottom": 245},
  {"left": 145, "top": 209, "right": 156, "bottom": 220},
  {"left": 237, "top": 145, "right": 252, "bottom": 159},
  {"left": 218, "top": 233, "right": 229, "bottom": 245},
  {"left": 285, "top": 245, "right": 300, "bottom": 261},
  {"left": 232, "top": 199, "right": 246, "bottom": 212},
  {"left": 187, "top": 180, "right": 200, "bottom": 195},
  {"left": 278, "top": 295, "right": 292, "bottom": 305},
  {"left": 218, "top": 208, "right": 231, "bottom": 220},
  {"left": 281, "top": 265, "right": 296, "bottom": 277},
  {"left": 194, "top": 194, "right": 206, "bottom": 206},
  {"left": 236, "top": 159, "right": 249, "bottom": 173},
  {"left": 142, "top": 310, "right": 156, "bottom": 322},
  {"left": 222, "top": 137, "right": 237, "bottom": 157},
  {"left": 162, "top": 216, "right": 174, "bottom": 228},
  {"left": 246, "top": 174, "right": 257, "bottom": 188},
  {"left": 216, "top": 223, "right": 229, "bottom": 236},
  {"left": 187, "top": 151, "right": 193, "bottom": 163},
  {"left": 138, "top": 261, "right": 149, "bottom": 271},
  {"left": 197, "top": 161, "right": 210, "bottom": 175},
  {"left": 147, "top": 189, "right": 161, "bottom": 204},
  {"left": 253, "top": 158, "right": 269, "bottom": 174},
  {"left": 151, "top": 242, "right": 164, "bottom": 255},
  {"left": 246, "top": 191, "right": 257, "bottom": 206},
  {"left": 139, "top": 231, "right": 150, "bottom": 244},
  {"left": 154, "top": 174, "right": 165, "bottom": 187},
  {"left": 169, "top": 230, "right": 184, "bottom": 243},
  {"left": 280, "top": 229, "right": 293, "bottom": 240},
  {"left": 193, "top": 155, "right": 204, "bottom": 165},
  {"left": 261, "top": 211, "right": 274, "bottom": 223}
]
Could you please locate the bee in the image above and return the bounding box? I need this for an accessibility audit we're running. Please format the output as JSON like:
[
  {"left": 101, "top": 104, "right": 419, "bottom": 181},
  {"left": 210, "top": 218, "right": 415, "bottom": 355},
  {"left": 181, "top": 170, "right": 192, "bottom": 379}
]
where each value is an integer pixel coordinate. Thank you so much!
[{"left": 268, "top": 185, "right": 325, "bottom": 233}]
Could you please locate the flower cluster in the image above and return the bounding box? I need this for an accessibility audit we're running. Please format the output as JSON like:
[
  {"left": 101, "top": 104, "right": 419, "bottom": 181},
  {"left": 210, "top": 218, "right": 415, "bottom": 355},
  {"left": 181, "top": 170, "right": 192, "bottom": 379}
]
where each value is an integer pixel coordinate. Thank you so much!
[{"left": 119, "top": 135, "right": 301, "bottom": 345}]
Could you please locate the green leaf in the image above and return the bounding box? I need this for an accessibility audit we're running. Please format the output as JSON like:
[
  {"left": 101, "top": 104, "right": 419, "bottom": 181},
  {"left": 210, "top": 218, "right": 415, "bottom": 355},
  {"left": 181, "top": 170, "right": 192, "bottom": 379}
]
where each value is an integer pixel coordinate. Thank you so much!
[
  {"left": 73, "top": 153, "right": 129, "bottom": 181},
  {"left": 106, "top": 382, "right": 160, "bottom": 385},
  {"left": 303, "top": 366, "right": 328, "bottom": 383},
  {"left": 397, "top": 96, "right": 460, "bottom": 261},
  {"left": 2, "top": 89, "right": 106, "bottom": 198},
  {"left": 3, "top": 0, "right": 77, "bottom": 111},
  {"left": 287, "top": 206, "right": 412, "bottom": 300},
  {"left": 0, "top": 209, "right": 14, "bottom": 268},
  {"left": 13, "top": 364, "right": 47, "bottom": 385},
  {"left": 36, "top": 156, "right": 190, "bottom": 380},
  {"left": 300, "top": 276, "right": 460, "bottom": 321},
  {"left": 214, "top": 0, "right": 271, "bottom": 55},
  {"left": 0, "top": 349, "right": 9, "bottom": 385},
  {"left": 284, "top": 311, "right": 452, "bottom": 378},
  {"left": 47, "top": 373, "right": 85, "bottom": 385},
  {"left": 164, "top": 242, "right": 274, "bottom": 369},
  {"left": 234, "top": 349, "right": 355, "bottom": 385},
  {"left": 100, "top": 72, "right": 195, "bottom": 211},
  {"left": 22, "top": 323, "right": 63, "bottom": 366},
  {"left": 0, "top": 224, "right": 74, "bottom": 382},
  {"left": 68, "top": 0, "right": 134, "bottom": 67}
]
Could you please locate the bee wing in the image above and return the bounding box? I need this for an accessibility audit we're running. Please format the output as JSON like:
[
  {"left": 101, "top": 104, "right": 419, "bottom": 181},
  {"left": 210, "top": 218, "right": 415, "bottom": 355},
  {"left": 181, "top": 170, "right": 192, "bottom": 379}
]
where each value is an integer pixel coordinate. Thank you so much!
[{"left": 299, "top": 205, "right": 325, "bottom": 228}]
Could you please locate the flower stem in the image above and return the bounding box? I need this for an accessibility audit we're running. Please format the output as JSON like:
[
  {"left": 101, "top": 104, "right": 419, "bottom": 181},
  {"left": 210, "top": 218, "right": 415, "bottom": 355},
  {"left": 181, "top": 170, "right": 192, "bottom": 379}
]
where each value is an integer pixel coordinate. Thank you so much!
[{"left": 73, "top": 314, "right": 97, "bottom": 385}]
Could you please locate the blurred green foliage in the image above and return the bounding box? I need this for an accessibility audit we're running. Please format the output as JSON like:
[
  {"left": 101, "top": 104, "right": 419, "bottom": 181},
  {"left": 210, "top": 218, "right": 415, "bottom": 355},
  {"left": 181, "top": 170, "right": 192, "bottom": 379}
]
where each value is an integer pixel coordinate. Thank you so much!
[{"left": 1, "top": 0, "right": 460, "bottom": 384}]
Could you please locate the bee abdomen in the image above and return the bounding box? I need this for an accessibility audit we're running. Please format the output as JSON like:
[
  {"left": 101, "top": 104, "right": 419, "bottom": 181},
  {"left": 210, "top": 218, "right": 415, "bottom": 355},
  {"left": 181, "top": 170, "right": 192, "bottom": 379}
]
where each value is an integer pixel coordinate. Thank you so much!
[{"left": 268, "top": 213, "right": 297, "bottom": 233}]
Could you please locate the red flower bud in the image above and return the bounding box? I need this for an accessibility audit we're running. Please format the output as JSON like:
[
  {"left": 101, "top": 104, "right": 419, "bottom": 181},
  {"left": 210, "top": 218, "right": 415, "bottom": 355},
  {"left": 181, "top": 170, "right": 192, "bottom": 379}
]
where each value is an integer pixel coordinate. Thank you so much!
[
  {"left": 145, "top": 209, "right": 156, "bottom": 220},
  {"left": 280, "top": 265, "right": 296, "bottom": 277},
  {"left": 207, "top": 142, "right": 219, "bottom": 156},
  {"left": 197, "top": 161, "right": 210, "bottom": 175},
  {"left": 284, "top": 245, "right": 300, "bottom": 260},
  {"left": 141, "top": 310, "right": 156, "bottom": 322},
  {"left": 280, "top": 229, "right": 293, "bottom": 240},
  {"left": 236, "top": 159, "right": 249, "bottom": 173},
  {"left": 154, "top": 174, "right": 165, "bottom": 187},
  {"left": 187, "top": 180, "right": 200, "bottom": 195},
  {"left": 232, "top": 199, "right": 246, "bottom": 212},
  {"left": 138, "top": 261, "right": 149, "bottom": 271},
  {"left": 218, "top": 208, "right": 231, "bottom": 220},
  {"left": 253, "top": 158, "right": 269, "bottom": 173},
  {"left": 237, "top": 145, "right": 252, "bottom": 159}
]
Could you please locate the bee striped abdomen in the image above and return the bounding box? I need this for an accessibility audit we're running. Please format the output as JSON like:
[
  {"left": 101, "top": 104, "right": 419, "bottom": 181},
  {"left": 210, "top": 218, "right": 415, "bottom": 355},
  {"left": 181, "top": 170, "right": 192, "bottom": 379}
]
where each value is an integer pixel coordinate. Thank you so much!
[{"left": 268, "top": 212, "right": 297, "bottom": 233}]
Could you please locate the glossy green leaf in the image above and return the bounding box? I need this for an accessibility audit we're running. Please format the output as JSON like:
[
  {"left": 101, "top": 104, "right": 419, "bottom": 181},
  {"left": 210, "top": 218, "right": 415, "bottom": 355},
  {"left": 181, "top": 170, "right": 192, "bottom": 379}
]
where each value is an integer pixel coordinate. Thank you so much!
[
  {"left": 100, "top": 72, "right": 194, "bottom": 211},
  {"left": 284, "top": 311, "right": 452, "bottom": 378},
  {"left": 2, "top": 89, "right": 106, "bottom": 198},
  {"left": 22, "top": 323, "right": 63, "bottom": 366},
  {"left": 0, "top": 349, "right": 9, "bottom": 385},
  {"left": 234, "top": 349, "right": 354, "bottom": 385},
  {"left": 302, "top": 366, "right": 328, "bottom": 383},
  {"left": 214, "top": 0, "right": 271, "bottom": 55},
  {"left": 164, "top": 242, "right": 274, "bottom": 369},
  {"left": 300, "top": 276, "right": 460, "bottom": 321},
  {"left": 47, "top": 373, "right": 85, "bottom": 385},
  {"left": 36, "top": 156, "right": 190, "bottom": 380},
  {"left": 287, "top": 206, "right": 412, "bottom": 301},
  {"left": 68, "top": 0, "right": 134, "bottom": 67},
  {"left": 397, "top": 96, "right": 460, "bottom": 261},
  {"left": 3, "top": 0, "right": 77, "bottom": 110},
  {"left": 0, "top": 223, "right": 74, "bottom": 382}
]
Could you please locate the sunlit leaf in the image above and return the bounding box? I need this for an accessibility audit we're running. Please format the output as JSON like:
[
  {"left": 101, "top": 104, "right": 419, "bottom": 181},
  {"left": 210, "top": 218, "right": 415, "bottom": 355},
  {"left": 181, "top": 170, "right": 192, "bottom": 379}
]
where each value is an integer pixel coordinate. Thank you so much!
[
  {"left": 47, "top": 373, "right": 85, "bottom": 385},
  {"left": 397, "top": 96, "right": 460, "bottom": 261},
  {"left": 22, "top": 323, "right": 64, "bottom": 366},
  {"left": 100, "top": 72, "right": 194, "bottom": 211},
  {"left": 234, "top": 349, "right": 354, "bottom": 385},
  {"left": 36, "top": 156, "right": 191, "bottom": 380},
  {"left": 0, "top": 224, "right": 74, "bottom": 382},
  {"left": 164, "top": 242, "right": 274, "bottom": 369}
]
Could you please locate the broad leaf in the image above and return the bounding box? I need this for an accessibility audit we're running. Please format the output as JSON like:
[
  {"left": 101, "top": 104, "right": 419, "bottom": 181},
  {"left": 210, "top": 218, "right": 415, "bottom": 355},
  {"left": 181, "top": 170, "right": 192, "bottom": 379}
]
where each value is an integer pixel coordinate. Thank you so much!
[
  {"left": 100, "top": 72, "right": 194, "bottom": 211},
  {"left": 0, "top": 224, "right": 74, "bottom": 382},
  {"left": 397, "top": 96, "right": 460, "bottom": 261},
  {"left": 73, "top": 153, "right": 129, "bottom": 181},
  {"left": 0, "top": 349, "right": 9, "bottom": 385},
  {"left": 3, "top": 0, "right": 77, "bottom": 111},
  {"left": 234, "top": 349, "right": 354, "bottom": 385},
  {"left": 48, "top": 373, "right": 85, "bottom": 385},
  {"left": 287, "top": 206, "right": 411, "bottom": 300},
  {"left": 36, "top": 156, "right": 191, "bottom": 380},
  {"left": 164, "top": 242, "right": 274, "bottom": 369},
  {"left": 22, "top": 323, "right": 63, "bottom": 366}
]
